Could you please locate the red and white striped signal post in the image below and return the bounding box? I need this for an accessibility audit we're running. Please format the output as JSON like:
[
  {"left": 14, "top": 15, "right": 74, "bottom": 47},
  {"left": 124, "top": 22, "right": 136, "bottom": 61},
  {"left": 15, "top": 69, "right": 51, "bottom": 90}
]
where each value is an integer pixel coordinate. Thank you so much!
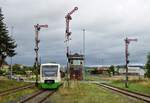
[{"left": 34, "top": 24, "right": 48, "bottom": 85}]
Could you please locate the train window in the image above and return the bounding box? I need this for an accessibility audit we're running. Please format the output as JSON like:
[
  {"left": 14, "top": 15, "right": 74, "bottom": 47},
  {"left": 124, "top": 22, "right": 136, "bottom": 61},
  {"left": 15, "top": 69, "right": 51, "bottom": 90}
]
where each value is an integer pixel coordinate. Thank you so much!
[
  {"left": 73, "top": 60, "right": 81, "bottom": 65},
  {"left": 42, "top": 65, "right": 58, "bottom": 77}
]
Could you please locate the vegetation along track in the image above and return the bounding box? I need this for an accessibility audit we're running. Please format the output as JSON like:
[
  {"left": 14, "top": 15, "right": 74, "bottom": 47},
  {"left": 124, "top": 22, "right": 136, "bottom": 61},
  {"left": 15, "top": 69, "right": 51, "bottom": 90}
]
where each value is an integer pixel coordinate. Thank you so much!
[
  {"left": 19, "top": 89, "right": 56, "bottom": 103},
  {"left": 95, "top": 83, "right": 150, "bottom": 103},
  {"left": 0, "top": 83, "right": 35, "bottom": 96}
]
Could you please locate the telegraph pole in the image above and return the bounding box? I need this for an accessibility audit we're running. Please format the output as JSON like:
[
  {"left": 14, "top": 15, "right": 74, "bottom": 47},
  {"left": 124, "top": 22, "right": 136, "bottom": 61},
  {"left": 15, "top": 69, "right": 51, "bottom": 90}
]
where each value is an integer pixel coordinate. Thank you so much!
[
  {"left": 10, "top": 57, "right": 12, "bottom": 80},
  {"left": 10, "top": 26, "right": 14, "bottom": 80},
  {"left": 34, "top": 24, "right": 48, "bottom": 86},
  {"left": 124, "top": 37, "right": 137, "bottom": 88},
  {"left": 83, "top": 29, "right": 86, "bottom": 80},
  {"left": 100, "top": 58, "right": 104, "bottom": 66}
]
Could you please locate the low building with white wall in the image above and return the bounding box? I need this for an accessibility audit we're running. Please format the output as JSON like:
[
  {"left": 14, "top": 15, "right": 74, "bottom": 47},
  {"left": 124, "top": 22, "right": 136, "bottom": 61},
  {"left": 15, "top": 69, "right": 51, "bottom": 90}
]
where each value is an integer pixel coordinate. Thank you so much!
[{"left": 119, "top": 66, "right": 145, "bottom": 76}]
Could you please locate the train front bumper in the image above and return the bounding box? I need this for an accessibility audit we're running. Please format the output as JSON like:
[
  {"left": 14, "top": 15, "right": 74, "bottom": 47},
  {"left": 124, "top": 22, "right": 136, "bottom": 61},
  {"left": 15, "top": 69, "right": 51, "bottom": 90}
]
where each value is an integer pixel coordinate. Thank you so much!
[{"left": 38, "top": 82, "right": 61, "bottom": 89}]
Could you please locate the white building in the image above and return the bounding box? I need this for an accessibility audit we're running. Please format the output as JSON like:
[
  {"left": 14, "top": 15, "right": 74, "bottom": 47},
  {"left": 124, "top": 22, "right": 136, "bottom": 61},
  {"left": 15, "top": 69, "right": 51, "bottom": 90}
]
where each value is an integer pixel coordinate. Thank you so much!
[{"left": 119, "top": 66, "right": 145, "bottom": 76}]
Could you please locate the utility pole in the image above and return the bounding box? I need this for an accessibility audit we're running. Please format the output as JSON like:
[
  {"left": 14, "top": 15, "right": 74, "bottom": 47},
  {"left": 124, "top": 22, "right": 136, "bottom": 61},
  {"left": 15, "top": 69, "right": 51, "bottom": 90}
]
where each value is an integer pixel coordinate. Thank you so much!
[
  {"left": 101, "top": 58, "right": 104, "bottom": 66},
  {"left": 10, "top": 57, "right": 12, "bottom": 80},
  {"left": 10, "top": 26, "right": 14, "bottom": 80},
  {"left": 65, "top": 7, "right": 78, "bottom": 87},
  {"left": 124, "top": 37, "right": 137, "bottom": 88},
  {"left": 83, "top": 29, "right": 86, "bottom": 80},
  {"left": 34, "top": 24, "right": 48, "bottom": 86}
]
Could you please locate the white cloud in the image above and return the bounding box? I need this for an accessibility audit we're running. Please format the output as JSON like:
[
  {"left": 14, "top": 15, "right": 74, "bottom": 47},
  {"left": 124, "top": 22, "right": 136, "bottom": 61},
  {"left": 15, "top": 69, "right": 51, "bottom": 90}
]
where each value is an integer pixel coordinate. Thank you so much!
[{"left": 1, "top": 0, "right": 150, "bottom": 65}]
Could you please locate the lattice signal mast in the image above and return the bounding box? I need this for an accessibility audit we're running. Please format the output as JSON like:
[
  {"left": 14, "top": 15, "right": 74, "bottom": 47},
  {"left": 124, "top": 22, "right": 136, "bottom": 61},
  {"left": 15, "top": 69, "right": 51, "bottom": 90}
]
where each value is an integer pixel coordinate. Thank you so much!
[
  {"left": 34, "top": 24, "right": 48, "bottom": 85},
  {"left": 65, "top": 7, "right": 78, "bottom": 57},
  {"left": 124, "top": 37, "right": 137, "bottom": 88},
  {"left": 65, "top": 7, "right": 78, "bottom": 86}
]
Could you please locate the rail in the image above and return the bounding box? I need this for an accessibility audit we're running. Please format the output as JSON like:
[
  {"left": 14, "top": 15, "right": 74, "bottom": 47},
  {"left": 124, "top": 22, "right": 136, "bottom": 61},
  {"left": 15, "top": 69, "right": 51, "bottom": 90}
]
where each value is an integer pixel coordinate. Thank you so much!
[
  {"left": 0, "top": 83, "right": 35, "bottom": 96},
  {"left": 95, "top": 83, "right": 150, "bottom": 103}
]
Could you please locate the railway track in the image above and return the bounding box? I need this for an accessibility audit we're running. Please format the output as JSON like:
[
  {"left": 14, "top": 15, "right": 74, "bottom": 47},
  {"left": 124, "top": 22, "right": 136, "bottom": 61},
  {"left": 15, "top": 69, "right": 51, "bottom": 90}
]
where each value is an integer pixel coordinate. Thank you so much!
[
  {"left": 0, "top": 83, "right": 35, "bottom": 96},
  {"left": 20, "top": 84, "right": 63, "bottom": 103},
  {"left": 95, "top": 83, "right": 150, "bottom": 103},
  {"left": 20, "top": 89, "right": 56, "bottom": 103}
]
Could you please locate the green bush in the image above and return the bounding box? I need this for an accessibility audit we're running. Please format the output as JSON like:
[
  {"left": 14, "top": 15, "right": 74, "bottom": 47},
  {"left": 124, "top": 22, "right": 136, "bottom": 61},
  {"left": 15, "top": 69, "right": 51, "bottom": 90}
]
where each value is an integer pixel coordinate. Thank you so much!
[
  {"left": 145, "top": 53, "right": 150, "bottom": 78},
  {"left": 0, "top": 69, "right": 5, "bottom": 75}
]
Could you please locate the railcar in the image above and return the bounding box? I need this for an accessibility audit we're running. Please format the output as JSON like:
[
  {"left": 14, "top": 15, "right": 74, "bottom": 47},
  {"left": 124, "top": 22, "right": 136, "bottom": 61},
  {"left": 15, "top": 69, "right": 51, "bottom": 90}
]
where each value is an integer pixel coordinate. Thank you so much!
[{"left": 38, "top": 63, "right": 61, "bottom": 89}]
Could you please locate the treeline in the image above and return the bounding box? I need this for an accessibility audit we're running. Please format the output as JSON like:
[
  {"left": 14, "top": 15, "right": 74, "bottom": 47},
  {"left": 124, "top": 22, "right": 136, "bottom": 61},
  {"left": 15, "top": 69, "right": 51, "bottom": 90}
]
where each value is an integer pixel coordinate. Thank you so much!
[
  {"left": 0, "top": 64, "right": 34, "bottom": 75},
  {"left": 90, "top": 65, "right": 117, "bottom": 76},
  {"left": 12, "top": 64, "right": 33, "bottom": 75}
]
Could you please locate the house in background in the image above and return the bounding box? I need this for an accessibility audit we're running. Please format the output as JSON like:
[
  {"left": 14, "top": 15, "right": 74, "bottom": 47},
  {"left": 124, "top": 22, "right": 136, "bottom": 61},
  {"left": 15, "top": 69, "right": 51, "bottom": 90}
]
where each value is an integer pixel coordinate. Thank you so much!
[
  {"left": 91, "top": 67, "right": 109, "bottom": 74},
  {"left": 118, "top": 65, "right": 145, "bottom": 76}
]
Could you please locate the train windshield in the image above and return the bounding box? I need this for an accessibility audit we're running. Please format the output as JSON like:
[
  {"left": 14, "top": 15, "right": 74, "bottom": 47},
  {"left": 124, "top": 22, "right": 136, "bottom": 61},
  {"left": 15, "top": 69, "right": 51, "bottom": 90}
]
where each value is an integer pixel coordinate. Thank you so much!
[{"left": 42, "top": 65, "right": 58, "bottom": 77}]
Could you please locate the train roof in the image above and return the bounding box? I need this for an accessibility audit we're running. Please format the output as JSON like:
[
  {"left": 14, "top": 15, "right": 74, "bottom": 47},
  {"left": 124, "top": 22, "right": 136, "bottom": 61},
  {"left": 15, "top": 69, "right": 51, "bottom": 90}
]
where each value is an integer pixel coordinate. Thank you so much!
[{"left": 41, "top": 63, "right": 60, "bottom": 66}]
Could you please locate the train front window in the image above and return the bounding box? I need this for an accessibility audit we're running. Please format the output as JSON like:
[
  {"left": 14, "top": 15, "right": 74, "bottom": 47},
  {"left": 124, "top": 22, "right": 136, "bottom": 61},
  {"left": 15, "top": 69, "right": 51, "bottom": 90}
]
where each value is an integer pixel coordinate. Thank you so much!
[{"left": 42, "top": 65, "right": 58, "bottom": 77}]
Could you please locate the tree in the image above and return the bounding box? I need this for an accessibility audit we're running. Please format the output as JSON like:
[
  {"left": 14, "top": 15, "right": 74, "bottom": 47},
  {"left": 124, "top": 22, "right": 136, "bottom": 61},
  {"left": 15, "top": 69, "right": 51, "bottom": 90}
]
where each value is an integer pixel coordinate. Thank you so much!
[
  {"left": 0, "top": 8, "right": 17, "bottom": 68},
  {"left": 145, "top": 53, "right": 150, "bottom": 78},
  {"left": 12, "top": 64, "right": 25, "bottom": 75},
  {"left": 115, "top": 65, "right": 120, "bottom": 75},
  {"left": 108, "top": 69, "right": 111, "bottom": 77},
  {"left": 108, "top": 65, "right": 115, "bottom": 76},
  {"left": 0, "top": 69, "right": 4, "bottom": 75}
]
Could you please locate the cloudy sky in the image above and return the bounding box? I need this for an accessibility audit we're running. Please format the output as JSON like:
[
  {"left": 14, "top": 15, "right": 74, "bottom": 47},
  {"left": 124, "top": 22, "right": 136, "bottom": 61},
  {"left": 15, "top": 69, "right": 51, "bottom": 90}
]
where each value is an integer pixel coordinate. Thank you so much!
[{"left": 1, "top": 0, "right": 150, "bottom": 66}]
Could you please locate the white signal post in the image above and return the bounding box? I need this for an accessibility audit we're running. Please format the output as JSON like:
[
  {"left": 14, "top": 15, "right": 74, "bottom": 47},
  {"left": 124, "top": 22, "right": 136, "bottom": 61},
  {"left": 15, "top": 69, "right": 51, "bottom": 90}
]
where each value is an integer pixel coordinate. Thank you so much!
[
  {"left": 34, "top": 24, "right": 48, "bottom": 85},
  {"left": 83, "top": 29, "right": 86, "bottom": 79}
]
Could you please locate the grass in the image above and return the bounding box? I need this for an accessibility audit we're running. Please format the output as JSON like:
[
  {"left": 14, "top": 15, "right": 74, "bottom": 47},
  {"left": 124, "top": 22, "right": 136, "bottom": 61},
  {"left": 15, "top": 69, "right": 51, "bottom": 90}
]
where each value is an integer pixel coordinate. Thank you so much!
[
  {"left": 84, "top": 74, "right": 150, "bottom": 95},
  {"left": 93, "top": 75, "right": 150, "bottom": 95},
  {"left": 84, "top": 74, "right": 109, "bottom": 81},
  {"left": 109, "top": 79, "right": 150, "bottom": 95},
  {"left": 84, "top": 75, "right": 100, "bottom": 81},
  {"left": 0, "top": 78, "right": 39, "bottom": 103},
  {"left": 48, "top": 81, "right": 145, "bottom": 103},
  {"left": 0, "top": 80, "right": 30, "bottom": 92},
  {"left": 0, "top": 86, "right": 38, "bottom": 103}
]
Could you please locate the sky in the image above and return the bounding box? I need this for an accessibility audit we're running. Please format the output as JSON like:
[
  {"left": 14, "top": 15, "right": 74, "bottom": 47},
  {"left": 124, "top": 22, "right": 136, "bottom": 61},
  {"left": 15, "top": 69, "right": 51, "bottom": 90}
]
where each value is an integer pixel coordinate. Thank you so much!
[{"left": 0, "top": 0, "right": 150, "bottom": 66}]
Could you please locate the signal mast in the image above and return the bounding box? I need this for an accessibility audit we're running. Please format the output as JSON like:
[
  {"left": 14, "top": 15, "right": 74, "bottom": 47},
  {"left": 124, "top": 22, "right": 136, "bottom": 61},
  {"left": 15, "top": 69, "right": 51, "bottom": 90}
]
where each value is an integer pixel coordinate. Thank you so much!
[
  {"left": 34, "top": 24, "right": 48, "bottom": 85},
  {"left": 124, "top": 37, "right": 137, "bottom": 88},
  {"left": 65, "top": 7, "right": 78, "bottom": 83},
  {"left": 65, "top": 7, "right": 78, "bottom": 56}
]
